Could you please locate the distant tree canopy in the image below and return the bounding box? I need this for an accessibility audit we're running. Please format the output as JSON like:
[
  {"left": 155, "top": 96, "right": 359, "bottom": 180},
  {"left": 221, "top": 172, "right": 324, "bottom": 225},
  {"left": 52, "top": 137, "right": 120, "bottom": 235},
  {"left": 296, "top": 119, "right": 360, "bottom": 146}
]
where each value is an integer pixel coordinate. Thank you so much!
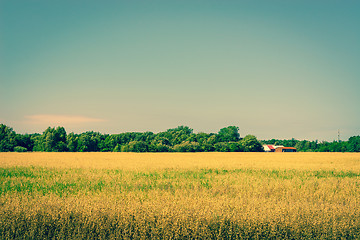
[
  {"left": 0, "top": 123, "right": 359, "bottom": 152},
  {"left": 0, "top": 123, "right": 263, "bottom": 152}
]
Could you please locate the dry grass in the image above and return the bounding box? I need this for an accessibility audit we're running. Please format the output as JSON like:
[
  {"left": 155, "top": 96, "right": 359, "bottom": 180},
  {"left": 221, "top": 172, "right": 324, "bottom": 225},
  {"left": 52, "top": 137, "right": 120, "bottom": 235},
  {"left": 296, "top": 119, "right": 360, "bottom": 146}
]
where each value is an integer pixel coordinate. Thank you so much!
[
  {"left": 1, "top": 152, "right": 360, "bottom": 171},
  {"left": 1, "top": 153, "right": 360, "bottom": 239}
]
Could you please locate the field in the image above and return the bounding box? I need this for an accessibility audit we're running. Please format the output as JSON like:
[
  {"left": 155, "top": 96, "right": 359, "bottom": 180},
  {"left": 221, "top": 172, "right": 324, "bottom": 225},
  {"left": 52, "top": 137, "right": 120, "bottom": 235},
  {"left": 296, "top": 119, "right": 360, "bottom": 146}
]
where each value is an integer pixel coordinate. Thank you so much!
[{"left": 1, "top": 152, "right": 360, "bottom": 239}]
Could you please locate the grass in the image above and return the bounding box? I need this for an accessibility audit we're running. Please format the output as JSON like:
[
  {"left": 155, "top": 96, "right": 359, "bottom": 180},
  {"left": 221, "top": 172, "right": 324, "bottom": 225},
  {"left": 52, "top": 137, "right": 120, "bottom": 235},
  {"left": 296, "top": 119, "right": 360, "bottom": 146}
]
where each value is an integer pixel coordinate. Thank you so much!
[{"left": 0, "top": 152, "right": 360, "bottom": 239}]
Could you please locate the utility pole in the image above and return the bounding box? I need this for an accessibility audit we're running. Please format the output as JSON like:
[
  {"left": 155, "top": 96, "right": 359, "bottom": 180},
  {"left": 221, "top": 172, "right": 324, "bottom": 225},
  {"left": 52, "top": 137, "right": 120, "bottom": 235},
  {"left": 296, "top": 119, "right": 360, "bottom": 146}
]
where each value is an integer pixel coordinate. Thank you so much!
[{"left": 338, "top": 129, "right": 340, "bottom": 142}]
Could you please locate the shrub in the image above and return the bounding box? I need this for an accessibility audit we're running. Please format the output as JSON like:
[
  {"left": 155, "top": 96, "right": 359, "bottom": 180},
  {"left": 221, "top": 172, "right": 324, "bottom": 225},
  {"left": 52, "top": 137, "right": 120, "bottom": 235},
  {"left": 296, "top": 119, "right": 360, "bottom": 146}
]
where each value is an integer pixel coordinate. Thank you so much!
[
  {"left": 14, "top": 146, "right": 27, "bottom": 152},
  {"left": 173, "top": 141, "right": 201, "bottom": 152}
]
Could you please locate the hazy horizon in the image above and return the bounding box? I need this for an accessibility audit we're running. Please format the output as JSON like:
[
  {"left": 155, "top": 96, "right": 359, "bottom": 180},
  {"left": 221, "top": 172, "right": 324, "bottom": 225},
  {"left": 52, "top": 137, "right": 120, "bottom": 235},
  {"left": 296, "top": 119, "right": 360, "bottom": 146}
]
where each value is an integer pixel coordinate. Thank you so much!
[{"left": 1, "top": 1, "right": 359, "bottom": 141}]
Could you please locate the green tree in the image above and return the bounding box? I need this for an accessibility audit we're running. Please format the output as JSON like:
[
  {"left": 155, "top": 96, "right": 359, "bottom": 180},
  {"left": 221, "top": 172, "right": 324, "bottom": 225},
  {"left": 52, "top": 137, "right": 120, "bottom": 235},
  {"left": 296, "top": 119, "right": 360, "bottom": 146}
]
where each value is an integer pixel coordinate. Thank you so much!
[
  {"left": 102, "top": 135, "right": 118, "bottom": 152},
  {"left": 229, "top": 142, "right": 244, "bottom": 152},
  {"left": 214, "top": 142, "right": 230, "bottom": 152},
  {"left": 113, "top": 144, "right": 122, "bottom": 152},
  {"left": 241, "top": 135, "right": 264, "bottom": 152},
  {"left": 148, "top": 140, "right": 171, "bottom": 152},
  {"left": 33, "top": 127, "right": 68, "bottom": 152},
  {"left": 217, "top": 126, "right": 240, "bottom": 142},
  {"left": 66, "top": 133, "right": 79, "bottom": 152},
  {"left": 294, "top": 141, "right": 306, "bottom": 152},
  {"left": 156, "top": 126, "right": 193, "bottom": 146},
  {"left": 0, "top": 124, "right": 17, "bottom": 151},
  {"left": 77, "top": 132, "right": 102, "bottom": 152},
  {"left": 347, "top": 136, "right": 360, "bottom": 152},
  {"left": 15, "top": 134, "right": 34, "bottom": 151},
  {"left": 121, "top": 141, "right": 148, "bottom": 152}
]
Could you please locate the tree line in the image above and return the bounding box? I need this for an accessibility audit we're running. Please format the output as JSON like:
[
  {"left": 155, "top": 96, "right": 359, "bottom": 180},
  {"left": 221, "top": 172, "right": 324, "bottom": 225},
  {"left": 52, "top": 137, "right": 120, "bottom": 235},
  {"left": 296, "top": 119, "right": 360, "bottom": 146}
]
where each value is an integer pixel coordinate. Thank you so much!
[
  {"left": 1, "top": 124, "right": 359, "bottom": 152},
  {"left": 0, "top": 124, "right": 264, "bottom": 152}
]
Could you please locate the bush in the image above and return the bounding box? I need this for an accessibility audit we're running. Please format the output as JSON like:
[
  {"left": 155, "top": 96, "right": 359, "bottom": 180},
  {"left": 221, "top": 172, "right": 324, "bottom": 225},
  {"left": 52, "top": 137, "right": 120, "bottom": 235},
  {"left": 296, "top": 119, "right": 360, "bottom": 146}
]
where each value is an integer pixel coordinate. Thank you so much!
[
  {"left": 148, "top": 143, "right": 172, "bottom": 152},
  {"left": 14, "top": 146, "right": 27, "bottom": 152},
  {"left": 173, "top": 141, "right": 201, "bottom": 152}
]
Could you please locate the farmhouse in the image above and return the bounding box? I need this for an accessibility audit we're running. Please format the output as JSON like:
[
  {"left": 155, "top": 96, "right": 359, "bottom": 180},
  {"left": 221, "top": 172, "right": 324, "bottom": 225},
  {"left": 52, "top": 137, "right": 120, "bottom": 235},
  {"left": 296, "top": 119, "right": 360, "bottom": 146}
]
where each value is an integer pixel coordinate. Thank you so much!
[
  {"left": 263, "top": 145, "right": 283, "bottom": 152},
  {"left": 263, "top": 145, "right": 297, "bottom": 152},
  {"left": 275, "top": 147, "right": 297, "bottom": 152}
]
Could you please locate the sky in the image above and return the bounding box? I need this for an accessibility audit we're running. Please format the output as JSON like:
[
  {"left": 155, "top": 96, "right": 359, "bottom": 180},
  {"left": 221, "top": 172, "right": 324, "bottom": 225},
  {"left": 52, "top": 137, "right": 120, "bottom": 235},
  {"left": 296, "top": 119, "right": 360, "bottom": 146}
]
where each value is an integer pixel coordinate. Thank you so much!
[{"left": 1, "top": 0, "right": 359, "bottom": 141}]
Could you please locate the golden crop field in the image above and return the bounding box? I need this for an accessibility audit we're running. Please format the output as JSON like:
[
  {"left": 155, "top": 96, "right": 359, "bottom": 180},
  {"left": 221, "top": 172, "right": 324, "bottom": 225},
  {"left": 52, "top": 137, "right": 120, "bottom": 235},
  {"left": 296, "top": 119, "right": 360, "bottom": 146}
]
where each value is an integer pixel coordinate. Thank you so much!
[{"left": 1, "top": 152, "right": 360, "bottom": 239}]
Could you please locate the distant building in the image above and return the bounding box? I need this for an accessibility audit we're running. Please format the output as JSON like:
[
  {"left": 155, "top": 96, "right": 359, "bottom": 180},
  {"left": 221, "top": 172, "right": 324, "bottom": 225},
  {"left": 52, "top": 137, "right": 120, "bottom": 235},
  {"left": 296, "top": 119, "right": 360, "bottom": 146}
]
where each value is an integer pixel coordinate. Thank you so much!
[
  {"left": 263, "top": 145, "right": 284, "bottom": 152},
  {"left": 275, "top": 147, "right": 297, "bottom": 152}
]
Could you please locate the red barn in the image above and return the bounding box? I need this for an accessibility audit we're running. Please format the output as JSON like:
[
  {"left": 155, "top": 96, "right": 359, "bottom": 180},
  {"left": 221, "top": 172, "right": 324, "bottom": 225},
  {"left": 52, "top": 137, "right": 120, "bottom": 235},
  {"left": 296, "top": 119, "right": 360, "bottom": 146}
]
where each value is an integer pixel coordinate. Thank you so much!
[
  {"left": 275, "top": 147, "right": 297, "bottom": 152},
  {"left": 263, "top": 145, "right": 284, "bottom": 152}
]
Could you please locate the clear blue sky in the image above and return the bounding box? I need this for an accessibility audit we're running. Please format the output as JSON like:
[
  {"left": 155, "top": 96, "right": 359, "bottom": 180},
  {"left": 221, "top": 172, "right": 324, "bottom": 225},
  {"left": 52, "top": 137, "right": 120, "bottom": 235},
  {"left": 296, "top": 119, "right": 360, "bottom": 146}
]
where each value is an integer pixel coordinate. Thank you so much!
[{"left": 1, "top": 0, "right": 359, "bottom": 141}]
